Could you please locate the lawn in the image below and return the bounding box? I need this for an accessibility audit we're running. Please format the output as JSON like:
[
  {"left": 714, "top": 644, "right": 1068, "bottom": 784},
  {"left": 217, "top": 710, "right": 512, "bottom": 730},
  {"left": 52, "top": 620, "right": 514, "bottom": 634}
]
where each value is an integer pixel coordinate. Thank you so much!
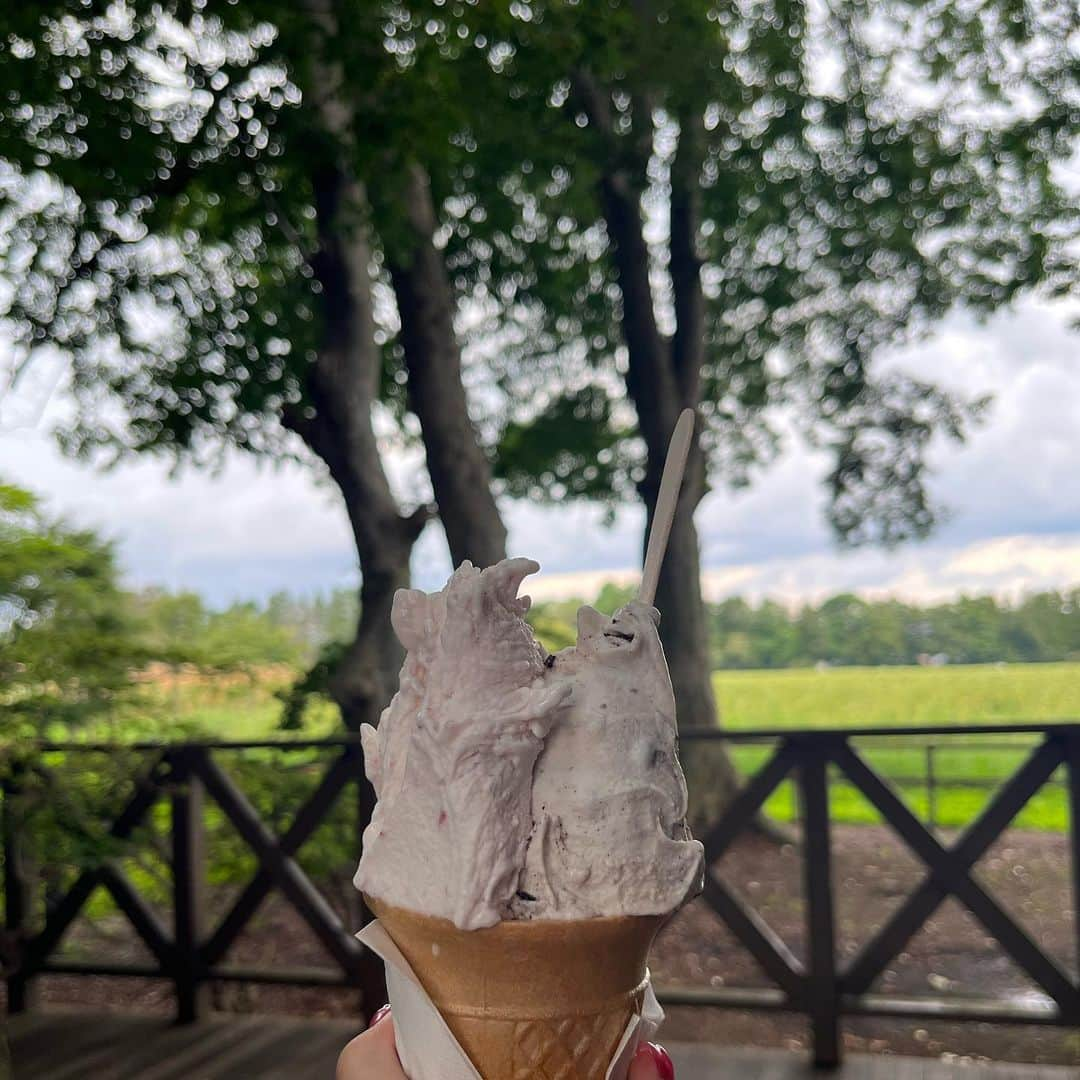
[
  {"left": 712, "top": 662, "right": 1080, "bottom": 730},
  {"left": 79, "top": 661, "right": 1080, "bottom": 832},
  {"left": 39, "top": 661, "right": 1080, "bottom": 924},
  {"left": 711, "top": 663, "right": 1080, "bottom": 831}
]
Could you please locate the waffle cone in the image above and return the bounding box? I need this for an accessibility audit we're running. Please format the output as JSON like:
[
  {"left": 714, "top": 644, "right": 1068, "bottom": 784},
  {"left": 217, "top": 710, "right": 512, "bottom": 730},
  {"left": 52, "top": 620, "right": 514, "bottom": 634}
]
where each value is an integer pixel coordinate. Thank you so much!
[{"left": 367, "top": 897, "right": 663, "bottom": 1080}]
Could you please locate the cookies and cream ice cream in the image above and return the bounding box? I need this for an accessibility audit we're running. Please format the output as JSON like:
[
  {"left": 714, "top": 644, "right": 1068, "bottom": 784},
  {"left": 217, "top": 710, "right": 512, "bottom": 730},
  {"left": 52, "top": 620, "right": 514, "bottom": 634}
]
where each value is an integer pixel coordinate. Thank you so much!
[{"left": 355, "top": 556, "right": 703, "bottom": 931}]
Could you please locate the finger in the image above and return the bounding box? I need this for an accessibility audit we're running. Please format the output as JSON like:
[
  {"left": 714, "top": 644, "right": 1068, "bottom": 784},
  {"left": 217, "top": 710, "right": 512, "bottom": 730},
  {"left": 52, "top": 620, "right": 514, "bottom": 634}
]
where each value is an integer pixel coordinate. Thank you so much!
[
  {"left": 628, "top": 1041, "right": 675, "bottom": 1080},
  {"left": 336, "top": 1013, "right": 408, "bottom": 1079}
]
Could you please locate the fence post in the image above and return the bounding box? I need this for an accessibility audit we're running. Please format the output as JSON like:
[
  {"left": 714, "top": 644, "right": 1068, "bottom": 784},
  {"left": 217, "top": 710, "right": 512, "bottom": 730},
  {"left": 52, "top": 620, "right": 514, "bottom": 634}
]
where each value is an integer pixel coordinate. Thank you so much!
[
  {"left": 3, "top": 770, "right": 34, "bottom": 1014},
  {"left": 1064, "top": 730, "right": 1080, "bottom": 993},
  {"left": 926, "top": 744, "right": 937, "bottom": 831},
  {"left": 800, "top": 741, "right": 840, "bottom": 1068},
  {"left": 171, "top": 747, "right": 208, "bottom": 1024}
]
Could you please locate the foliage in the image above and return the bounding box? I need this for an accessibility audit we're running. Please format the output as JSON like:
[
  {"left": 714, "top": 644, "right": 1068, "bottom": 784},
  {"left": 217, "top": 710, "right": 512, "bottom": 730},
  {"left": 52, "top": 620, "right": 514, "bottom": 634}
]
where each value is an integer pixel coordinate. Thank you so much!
[
  {"left": 493, "top": 386, "right": 636, "bottom": 515},
  {"left": 131, "top": 588, "right": 307, "bottom": 671},
  {"left": 439, "top": 0, "right": 1079, "bottom": 544},
  {"left": 1, "top": 2, "right": 1076, "bottom": 555},
  {"left": 275, "top": 638, "right": 347, "bottom": 731},
  {"left": 0, "top": 482, "right": 151, "bottom": 933},
  {"left": 0, "top": 3, "right": 319, "bottom": 463},
  {"left": 0, "top": 479, "right": 143, "bottom": 736},
  {"left": 0, "top": 1, "right": 482, "bottom": 465},
  {"left": 707, "top": 589, "right": 1080, "bottom": 668}
]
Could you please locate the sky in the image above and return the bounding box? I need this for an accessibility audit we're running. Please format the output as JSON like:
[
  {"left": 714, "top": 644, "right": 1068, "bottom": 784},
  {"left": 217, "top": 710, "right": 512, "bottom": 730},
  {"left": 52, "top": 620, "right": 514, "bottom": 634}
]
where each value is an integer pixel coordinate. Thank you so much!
[{"left": 1, "top": 297, "right": 1078, "bottom": 608}]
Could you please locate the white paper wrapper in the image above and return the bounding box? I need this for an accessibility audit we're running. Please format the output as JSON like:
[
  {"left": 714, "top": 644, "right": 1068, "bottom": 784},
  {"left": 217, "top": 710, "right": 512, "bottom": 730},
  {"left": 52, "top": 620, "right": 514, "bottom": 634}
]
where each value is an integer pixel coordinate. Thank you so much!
[{"left": 358, "top": 920, "right": 664, "bottom": 1080}]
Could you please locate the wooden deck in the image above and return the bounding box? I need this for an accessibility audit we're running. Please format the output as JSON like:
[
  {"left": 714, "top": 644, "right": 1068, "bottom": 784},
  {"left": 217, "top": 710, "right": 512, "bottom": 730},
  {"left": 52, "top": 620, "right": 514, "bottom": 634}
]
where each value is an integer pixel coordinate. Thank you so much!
[{"left": 5, "top": 1012, "right": 1078, "bottom": 1079}]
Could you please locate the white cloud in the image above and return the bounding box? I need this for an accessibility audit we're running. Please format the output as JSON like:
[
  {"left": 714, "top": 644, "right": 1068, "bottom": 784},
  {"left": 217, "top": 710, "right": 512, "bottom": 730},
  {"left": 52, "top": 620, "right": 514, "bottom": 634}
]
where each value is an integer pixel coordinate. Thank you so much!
[
  {"left": 530, "top": 533, "right": 1080, "bottom": 608},
  {"left": 1, "top": 298, "right": 1077, "bottom": 606}
]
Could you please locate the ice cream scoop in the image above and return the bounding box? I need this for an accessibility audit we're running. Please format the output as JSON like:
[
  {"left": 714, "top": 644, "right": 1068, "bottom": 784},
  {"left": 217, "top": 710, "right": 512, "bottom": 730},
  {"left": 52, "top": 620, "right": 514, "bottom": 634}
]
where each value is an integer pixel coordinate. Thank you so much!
[
  {"left": 356, "top": 557, "right": 571, "bottom": 930},
  {"left": 356, "top": 557, "right": 702, "bottom": 929},
  {"left": 513, "top": 599, "right": 703, "bottom": 919}
]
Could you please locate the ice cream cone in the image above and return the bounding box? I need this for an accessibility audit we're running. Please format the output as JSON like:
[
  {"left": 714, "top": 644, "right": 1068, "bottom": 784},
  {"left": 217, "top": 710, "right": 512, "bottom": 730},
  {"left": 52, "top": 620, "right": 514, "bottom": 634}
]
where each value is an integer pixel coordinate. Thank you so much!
[{"left": 367, "top": 896, "right": 664, "bottom": 1080}]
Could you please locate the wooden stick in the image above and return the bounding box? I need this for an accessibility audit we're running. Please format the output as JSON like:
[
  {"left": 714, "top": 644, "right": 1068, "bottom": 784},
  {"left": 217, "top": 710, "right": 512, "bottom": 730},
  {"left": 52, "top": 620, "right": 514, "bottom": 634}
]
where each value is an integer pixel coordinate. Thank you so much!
[{"left": 639, "top": 408, "right": 695, "bottom": 607}]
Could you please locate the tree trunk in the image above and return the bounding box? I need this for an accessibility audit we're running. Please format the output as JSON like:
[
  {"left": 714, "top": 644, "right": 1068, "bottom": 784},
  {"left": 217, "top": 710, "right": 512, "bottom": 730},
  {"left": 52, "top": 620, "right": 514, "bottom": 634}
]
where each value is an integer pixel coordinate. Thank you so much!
[
  {"left": 645, "top": 485, "right": 713, "bottom": 733},
  {"left": 574, "top": 78, "right": 740, "bottom": 825},
  {"left": 290, "top": 8, "right": 432, "bottom": 735},
  {"left": 287, "top": 157, "right": 429, "bottom": 733},
  {"left": 653, "top": 110, "right": 718, "bottom": 737},
  {"left": 386, "top": 163, "right": 507, "bottom": 569},
  {"left": 641, "top": 469, "right": 739, "bottom": 828}
]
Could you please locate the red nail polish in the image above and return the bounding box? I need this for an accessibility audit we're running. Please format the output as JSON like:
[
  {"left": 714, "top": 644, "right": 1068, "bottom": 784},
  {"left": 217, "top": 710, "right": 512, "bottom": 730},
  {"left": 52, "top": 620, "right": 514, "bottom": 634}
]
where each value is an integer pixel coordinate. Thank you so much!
[
  {"left": 369, "top": 1004, "right": 391, "bottom": 1028},
  {"left": 639, "top": 1041, "right": 675, "bottom": 1080}
]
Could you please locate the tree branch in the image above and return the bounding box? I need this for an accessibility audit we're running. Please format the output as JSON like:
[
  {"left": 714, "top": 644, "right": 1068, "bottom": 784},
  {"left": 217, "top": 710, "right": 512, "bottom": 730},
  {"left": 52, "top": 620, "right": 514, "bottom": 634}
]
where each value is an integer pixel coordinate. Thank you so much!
[
  {"left": 670, "top": 110, "right": 705, "bottom": 408},
  {"left": 571, "top": 68, "right": 678, "bottom": 464},
  {"left": 384, "top": 162, "right": 508, "bottom": 568}
]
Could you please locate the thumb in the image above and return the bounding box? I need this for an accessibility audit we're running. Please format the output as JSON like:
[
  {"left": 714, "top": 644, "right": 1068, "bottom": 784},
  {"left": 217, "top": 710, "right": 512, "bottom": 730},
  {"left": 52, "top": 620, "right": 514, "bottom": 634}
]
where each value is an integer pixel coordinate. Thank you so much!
[{"left": 628, "top": 1042, "right": 675, "bottom": 1080}]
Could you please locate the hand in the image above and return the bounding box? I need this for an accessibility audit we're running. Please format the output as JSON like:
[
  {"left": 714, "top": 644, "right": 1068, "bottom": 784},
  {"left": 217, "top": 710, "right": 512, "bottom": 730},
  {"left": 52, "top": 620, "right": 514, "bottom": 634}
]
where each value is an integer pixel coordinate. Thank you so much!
[
  {"left": 336, "top": 1006, "right": 407, "bottom": 1079},
  {"left": 336, "top": 1007, "right": 676, "bottom": 1080}
]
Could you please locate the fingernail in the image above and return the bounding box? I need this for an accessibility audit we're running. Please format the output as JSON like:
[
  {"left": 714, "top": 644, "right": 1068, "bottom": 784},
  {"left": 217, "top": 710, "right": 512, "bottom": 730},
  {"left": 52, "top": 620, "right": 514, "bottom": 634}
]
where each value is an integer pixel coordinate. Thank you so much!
[
  {"left": 635, "top": 1041, "right": 675, "bottom": 1080},
  {"left": 369, "top": 1004, "right": 391, "bottom": 1028}
]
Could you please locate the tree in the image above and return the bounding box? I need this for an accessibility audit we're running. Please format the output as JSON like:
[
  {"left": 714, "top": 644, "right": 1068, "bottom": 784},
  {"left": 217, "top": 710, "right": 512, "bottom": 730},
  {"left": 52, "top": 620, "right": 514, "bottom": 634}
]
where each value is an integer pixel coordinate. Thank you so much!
[
  {"left": 4, "top": 3, "right": 1078, "bottom": 809},
  {"left": 411, "top": 1, "right": 1078, "bottom": 788},
  {"left": 0, "top": 2, "right": 507, "bottom": 736},
  {"left": 0, "top": 480, "right": 142, "bottom": 737},
  {"left": 1006, "top": 590, "right": 1080, "bottom": 663}
]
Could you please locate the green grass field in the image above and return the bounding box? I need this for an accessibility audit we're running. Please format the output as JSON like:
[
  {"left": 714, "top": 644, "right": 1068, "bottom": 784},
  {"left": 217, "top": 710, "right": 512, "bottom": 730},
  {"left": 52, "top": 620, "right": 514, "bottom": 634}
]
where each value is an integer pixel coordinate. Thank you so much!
[
  {"left": 711, "top": 663, "right": 1080, "bottom": 831},
  {"left": 92, "top": 662, "right": 1080, "bottom": 831},
  {"left": 712, "top": 662, "right": 1080, "bottom": 730},
  {"left": 59, "top": 661, "right": 1079, "bottom": 929}
]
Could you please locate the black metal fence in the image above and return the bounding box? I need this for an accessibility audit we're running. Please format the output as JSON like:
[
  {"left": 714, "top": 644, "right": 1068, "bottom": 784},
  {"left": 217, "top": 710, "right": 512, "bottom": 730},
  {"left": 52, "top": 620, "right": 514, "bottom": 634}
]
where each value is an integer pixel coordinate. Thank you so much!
[{"left": 3, "top": 723, "right": 1080, "bottom": 1068}]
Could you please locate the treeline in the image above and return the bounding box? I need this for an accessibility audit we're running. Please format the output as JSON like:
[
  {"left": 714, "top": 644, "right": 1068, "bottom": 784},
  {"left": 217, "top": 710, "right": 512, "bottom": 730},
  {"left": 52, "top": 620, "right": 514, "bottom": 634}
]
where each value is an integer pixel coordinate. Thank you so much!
[
  {"left": 137, "top": 583, "right": 1080, "bottom": 671},
  {"left": 131, "top": 588, "right": 357, "bottom": 670},
  {"left": 704, "top": 591, "right": 1080, "bottom": 668}
]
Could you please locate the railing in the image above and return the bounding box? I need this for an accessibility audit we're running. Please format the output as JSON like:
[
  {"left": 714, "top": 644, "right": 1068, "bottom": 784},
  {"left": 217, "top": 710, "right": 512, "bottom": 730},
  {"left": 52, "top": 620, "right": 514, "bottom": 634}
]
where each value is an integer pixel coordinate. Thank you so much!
[
  {"left": 675, "top": 722, "right": 1080, "bottom": 1066},
  {"left": 1, "top": 737, "right": 386, "bottom": 1020},
  {"left": 3, "top": 723, "right": 1079, "bottom": 1068},
  {"left": 741, "top": 733, "right": 1075, "bottom": 832}
]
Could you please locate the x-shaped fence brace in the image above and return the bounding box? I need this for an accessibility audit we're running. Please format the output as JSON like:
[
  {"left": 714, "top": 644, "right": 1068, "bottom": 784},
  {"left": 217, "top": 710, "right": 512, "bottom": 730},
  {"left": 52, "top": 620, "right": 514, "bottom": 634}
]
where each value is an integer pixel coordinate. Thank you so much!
[
  {"left": 6, "top": 728, "right": 1080, "bottom": 1067},
  {"left": 695, "top": 730, "right": 1080, "bottom": 1065},
  {"left": 5, "top": 744, "right": 382, "bottom": 1020}
]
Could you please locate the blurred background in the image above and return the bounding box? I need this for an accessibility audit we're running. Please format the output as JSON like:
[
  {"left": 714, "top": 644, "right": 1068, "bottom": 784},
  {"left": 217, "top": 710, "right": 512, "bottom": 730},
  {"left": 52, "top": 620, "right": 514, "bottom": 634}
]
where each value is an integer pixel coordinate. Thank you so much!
[{"left": 1, "top": 1, "right": 1079, "bottom": 1075}]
